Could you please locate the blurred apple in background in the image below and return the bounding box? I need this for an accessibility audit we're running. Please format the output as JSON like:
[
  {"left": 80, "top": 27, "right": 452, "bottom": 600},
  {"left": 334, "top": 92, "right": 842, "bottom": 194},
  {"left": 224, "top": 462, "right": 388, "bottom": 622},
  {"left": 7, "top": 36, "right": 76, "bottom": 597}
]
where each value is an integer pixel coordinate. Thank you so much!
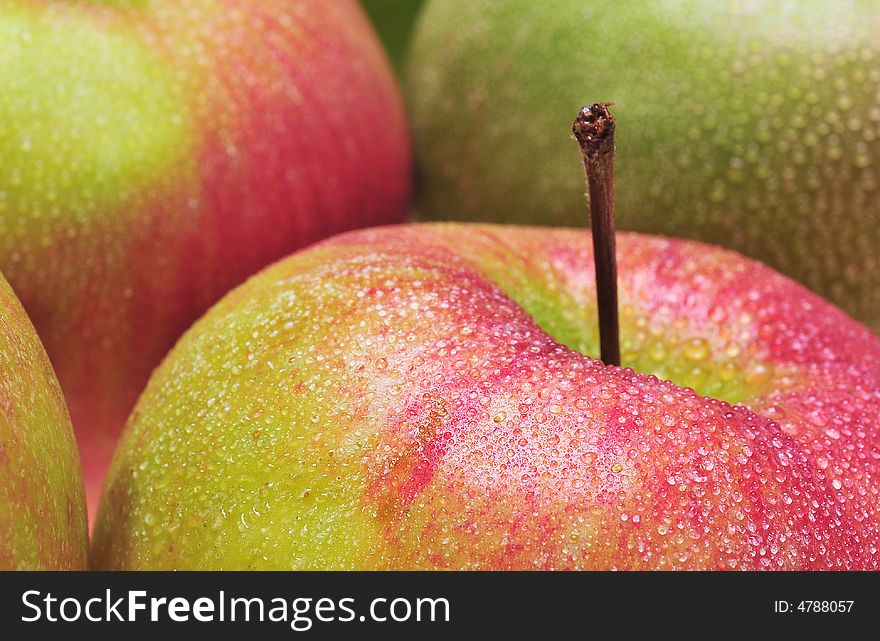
[
  {"left": 361, "top": 0, "right": 425, "bottom": 73},
  {"left": 93, "top": 224, "right": 880, "bottom": 570},
  {"left": 1, "top": 273, "right": 87, "bottom": 569},
  {"left": 0, "top": 0, "right": 411, "bottom": 515},
  {"left": 406, "top": 0, "right": 880, "bottom": 330}
]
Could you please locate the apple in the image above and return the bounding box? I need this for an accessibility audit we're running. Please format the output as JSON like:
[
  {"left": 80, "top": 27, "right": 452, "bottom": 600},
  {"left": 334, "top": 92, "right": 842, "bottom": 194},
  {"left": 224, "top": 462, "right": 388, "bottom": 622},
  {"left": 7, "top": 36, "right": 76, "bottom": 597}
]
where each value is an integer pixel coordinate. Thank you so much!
[
  {"left": 405, "top": 0, "right": 880, "bottom": 330},
  {"left": 91, "top": 221, "right": 880, "bottom": 569},
  {"left": 0, "top": 0, "right": 411, "bottom": 515},
  {"left": 361, "top": 0, "right": 426, "bottom": 73},
  {"left": 0, "top": 272, "right": 87, "bottom": 569}
]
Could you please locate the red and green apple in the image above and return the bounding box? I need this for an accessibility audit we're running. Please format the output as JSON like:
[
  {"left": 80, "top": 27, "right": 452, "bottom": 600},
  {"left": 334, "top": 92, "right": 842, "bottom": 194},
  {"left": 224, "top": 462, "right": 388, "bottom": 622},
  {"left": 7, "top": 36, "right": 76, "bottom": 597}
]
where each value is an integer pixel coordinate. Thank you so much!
[
  {"left": 0, "top": 0, "right": 411, "bottom": 514},
  {"left": 0, "top": 272, "right": 87, "bottom": 570},
  {"left": 92, "top": 221, "right": 880, "bottom": 569}
]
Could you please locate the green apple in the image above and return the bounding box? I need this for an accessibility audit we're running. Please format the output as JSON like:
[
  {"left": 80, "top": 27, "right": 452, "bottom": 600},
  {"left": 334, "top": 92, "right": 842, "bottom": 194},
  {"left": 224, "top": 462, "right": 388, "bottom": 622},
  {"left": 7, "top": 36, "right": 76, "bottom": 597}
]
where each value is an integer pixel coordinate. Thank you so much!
[
  {"left": 92, "top": 223, "right": 880, "bottom": 569},
  {"left": 406, "top": 0, "right": 880, "bottom": 330},
  {"left": 0, "top": 273, "right": 87, "bottom": 569}
]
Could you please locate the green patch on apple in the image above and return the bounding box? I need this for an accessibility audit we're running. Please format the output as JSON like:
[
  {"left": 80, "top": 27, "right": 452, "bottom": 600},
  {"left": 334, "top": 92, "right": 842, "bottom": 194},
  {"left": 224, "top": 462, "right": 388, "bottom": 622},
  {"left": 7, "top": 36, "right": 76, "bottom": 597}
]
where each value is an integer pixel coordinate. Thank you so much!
[{"left": 0, "top": 6, "right": 191, "bottom": 228}]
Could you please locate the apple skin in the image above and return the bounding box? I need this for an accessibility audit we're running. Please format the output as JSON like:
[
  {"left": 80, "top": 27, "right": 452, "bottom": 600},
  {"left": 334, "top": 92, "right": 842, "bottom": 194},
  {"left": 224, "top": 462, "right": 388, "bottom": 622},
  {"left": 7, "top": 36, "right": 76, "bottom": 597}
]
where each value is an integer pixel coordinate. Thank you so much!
[
  {"left": 92, "top": 224, "right": 880, "bottom": 570},
  {"left": 406, "top": 0, "right": 880, "bottom": 331},
  {"left": 0, "top": 273, "right": 87, "bottom": 569},
  {"left": 0, "top": 0, "right": 411, "bottom": 515}
]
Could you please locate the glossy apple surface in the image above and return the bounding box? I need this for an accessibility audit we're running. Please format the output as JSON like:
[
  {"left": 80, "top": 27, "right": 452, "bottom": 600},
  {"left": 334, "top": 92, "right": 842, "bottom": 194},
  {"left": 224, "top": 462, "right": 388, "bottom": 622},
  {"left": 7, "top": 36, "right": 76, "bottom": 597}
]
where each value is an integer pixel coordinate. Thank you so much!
[
  {"left": 406, "top": 0, "right": 880, "bottom": 330},
  {"left": 92, "top": 224, "right": 880, "bottom": 569},
  {"left": 0, "top": 273, "right": 87, "bottom": 569},
  {"left": 0, "top": 0, "right": 411, "bottom": 513}
]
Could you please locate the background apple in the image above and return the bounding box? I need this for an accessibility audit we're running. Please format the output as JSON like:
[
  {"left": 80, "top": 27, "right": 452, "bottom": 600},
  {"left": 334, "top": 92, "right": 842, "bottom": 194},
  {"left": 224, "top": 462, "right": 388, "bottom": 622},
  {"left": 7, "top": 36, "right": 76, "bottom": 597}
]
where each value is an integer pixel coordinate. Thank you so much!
[
  {"left": 0, "top": 0, "right": 411, "bottom": 514},
  {"left": 92, "top": 224, "right": 880, "bottom": 570},
  {"left": 406, "top": 0, "right": 880, "bottom": 331},
  {"left": 0, "top": 272, "right": 87, "bottom": 570},
  {"left": 361, "top": 0, "right": 425, "bottom": 73}
]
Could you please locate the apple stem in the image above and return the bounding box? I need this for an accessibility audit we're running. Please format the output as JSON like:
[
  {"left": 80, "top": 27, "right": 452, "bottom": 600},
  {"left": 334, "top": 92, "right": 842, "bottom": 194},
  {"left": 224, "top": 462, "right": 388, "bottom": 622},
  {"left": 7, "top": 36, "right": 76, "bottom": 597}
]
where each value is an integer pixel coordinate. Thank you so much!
[{"left": 573, "top": 103, "right": 621, "bottom": 367}]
